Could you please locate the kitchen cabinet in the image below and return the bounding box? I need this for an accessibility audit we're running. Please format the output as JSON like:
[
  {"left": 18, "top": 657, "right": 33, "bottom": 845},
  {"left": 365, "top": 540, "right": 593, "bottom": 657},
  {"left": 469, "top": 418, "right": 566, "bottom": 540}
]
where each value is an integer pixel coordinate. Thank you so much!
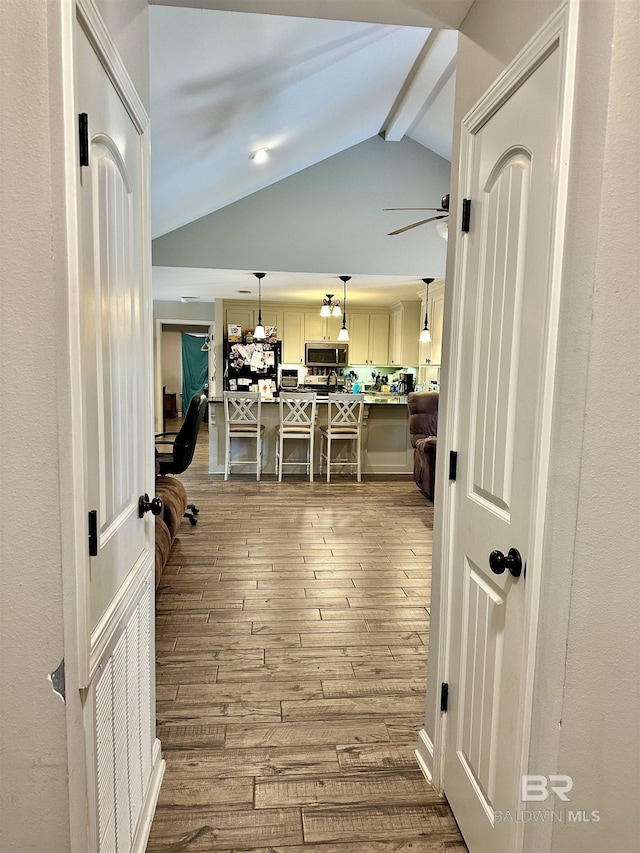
[
  {"left": 253, "top": 307, "right": 282, "bottom": 337},
  {"left": 348, "top": 312, "right": 389, "bottom": 365},
  {"left": 225, "top": 302, "right": 281, "bottom": 339},
  {"left": 304, "top": 311, "right": 342, "bottom": 342},
  {"left": 225, "top": 305, "right": 255, "bottom": 335},
  {"left": 388, "top": 301, "right": 420, "bottom": 367},
  {"left": 369, "top": 313, "right": 390, "bottom": 364},
  {"left": 347, "top": 314, "right": 371, "bottom": 363},
  {"left": 282, "top": 311, "right": 305, "bottom": 364}
]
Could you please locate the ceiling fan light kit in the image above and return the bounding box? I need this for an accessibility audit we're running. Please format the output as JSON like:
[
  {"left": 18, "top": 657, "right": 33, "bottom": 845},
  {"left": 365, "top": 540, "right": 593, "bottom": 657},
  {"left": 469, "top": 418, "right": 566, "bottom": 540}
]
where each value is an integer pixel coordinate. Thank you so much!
[{"left": 249, "top": 147, "right": 269, "bottom": 163}]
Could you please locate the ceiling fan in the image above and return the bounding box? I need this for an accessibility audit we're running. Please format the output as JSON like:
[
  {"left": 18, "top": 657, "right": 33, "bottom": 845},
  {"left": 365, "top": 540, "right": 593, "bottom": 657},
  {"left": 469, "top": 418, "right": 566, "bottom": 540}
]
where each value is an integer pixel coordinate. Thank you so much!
[{"left": 385, "top": 193, "right": 450, "bottom": 236}]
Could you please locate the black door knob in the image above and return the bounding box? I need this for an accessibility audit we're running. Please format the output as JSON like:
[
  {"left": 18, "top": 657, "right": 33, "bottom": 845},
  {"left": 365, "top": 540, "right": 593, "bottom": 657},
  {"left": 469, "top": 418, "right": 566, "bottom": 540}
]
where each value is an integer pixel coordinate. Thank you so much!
[
  {"left": 489, "top": 547, "right": 523, "bottom": 578},
  {"left": 138, "top": 494, "right": 163, "bottom": 518}
]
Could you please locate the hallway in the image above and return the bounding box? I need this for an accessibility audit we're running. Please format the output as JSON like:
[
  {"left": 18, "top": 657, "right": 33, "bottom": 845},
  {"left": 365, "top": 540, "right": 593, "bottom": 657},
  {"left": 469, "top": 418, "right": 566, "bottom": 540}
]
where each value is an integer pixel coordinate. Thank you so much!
[{"left": 147, "top": 430, "right": 466, "bottom": 851}]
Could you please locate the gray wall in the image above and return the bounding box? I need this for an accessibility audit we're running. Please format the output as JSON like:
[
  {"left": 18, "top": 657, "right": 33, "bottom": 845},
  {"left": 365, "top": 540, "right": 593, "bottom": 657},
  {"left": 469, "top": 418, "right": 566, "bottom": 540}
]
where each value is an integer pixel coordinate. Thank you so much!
[
  {"left": 153, "top": 299, "right": 216, "bottom": 322},
  {"left": 428, "top": 3, "right": 640, "bottom": 853},
  {"left": 152, "top": 135, "right": 451, "bottom": 277}
]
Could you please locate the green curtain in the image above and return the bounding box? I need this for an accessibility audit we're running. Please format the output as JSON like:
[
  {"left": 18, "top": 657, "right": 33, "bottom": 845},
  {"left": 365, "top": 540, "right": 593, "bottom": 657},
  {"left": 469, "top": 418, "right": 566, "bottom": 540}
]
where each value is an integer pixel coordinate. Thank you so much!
[{"left": 181, "top": 333, "right": 208, "bottom": 413}]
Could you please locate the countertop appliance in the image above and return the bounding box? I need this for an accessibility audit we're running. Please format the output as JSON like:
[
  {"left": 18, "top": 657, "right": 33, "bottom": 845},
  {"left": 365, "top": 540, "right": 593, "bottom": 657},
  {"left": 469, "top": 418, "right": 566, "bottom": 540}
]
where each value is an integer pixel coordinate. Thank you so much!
[
  {"left": 399, "top": 373, "right": 415, "bottom": 394},
  {"left": 305, "top": 342, "right": 348, "bottom": 367},
  {"left": 279, "top": 368, "right": 299, "bottom": 391}
]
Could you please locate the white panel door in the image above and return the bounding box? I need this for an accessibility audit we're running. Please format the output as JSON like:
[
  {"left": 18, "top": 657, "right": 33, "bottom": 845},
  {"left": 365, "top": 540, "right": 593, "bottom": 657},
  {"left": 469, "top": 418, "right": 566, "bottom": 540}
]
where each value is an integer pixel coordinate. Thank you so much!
[
  {"left": 76, "top": 21, "right": 153, "bottom": 635},
  {"left": 445, "top": 42, "right": 562, "bottom": 853}
]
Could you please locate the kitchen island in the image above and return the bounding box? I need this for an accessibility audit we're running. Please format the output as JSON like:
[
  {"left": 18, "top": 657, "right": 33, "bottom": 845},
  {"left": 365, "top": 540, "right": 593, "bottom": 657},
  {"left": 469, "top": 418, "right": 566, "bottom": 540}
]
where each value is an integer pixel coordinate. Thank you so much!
[{"left": 206, "top": 394, "right": 413, "bottom": 476}]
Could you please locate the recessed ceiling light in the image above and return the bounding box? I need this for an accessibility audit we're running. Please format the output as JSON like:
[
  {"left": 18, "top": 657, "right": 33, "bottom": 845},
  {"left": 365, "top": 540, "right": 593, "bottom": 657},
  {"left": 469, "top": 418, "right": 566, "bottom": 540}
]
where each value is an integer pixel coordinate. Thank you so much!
[{"left": 249, "top": 147, "right": 269, "bottom": 163}]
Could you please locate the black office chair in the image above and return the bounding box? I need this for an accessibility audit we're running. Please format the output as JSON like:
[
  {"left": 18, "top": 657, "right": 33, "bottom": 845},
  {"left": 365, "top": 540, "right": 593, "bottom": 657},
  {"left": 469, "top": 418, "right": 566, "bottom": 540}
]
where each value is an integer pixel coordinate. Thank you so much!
[{"left": 155, "top": 391, "right": 208, "bottom": 524}]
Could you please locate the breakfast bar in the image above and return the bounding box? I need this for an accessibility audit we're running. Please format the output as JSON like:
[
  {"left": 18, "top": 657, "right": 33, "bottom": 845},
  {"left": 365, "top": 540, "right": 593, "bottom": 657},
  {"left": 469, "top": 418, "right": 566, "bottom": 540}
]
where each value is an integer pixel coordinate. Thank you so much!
[{"left": 206, "top": 394, "right": 413, "bottom": 476}]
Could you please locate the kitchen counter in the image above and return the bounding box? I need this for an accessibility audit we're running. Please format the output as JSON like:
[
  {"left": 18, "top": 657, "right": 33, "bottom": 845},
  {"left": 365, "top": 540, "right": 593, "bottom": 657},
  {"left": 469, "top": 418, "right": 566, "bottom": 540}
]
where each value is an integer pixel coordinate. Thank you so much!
[
  {"left": 209, "top": 393, "right": 409, "bottom": 405},
  {"left": 206, "top": 394, "right": 412, "bottom": 476}
]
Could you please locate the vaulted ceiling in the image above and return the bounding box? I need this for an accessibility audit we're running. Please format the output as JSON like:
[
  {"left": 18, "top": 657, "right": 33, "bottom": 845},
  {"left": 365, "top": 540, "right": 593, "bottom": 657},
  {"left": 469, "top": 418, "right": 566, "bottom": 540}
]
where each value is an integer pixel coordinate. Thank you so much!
[{"left": 149, "top": 0, "right": 470, "bottom": 302}]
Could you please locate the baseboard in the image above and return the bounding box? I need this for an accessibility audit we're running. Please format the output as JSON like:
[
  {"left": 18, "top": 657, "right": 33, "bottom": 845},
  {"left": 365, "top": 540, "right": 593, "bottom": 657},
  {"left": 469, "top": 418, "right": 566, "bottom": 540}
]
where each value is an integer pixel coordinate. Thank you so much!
[
  {"left": 132, "top": 738, "right": 165, "bottom": 853},
  {"left": 415, "top": 727, "right": 435, "bottom": 786}
]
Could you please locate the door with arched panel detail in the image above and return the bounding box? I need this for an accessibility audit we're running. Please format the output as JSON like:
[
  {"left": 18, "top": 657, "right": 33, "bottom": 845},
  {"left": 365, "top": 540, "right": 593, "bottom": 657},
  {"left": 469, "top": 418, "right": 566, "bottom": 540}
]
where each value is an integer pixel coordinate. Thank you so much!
[{"left": 445, "top": 32, "right": 563, "bottom": 853}]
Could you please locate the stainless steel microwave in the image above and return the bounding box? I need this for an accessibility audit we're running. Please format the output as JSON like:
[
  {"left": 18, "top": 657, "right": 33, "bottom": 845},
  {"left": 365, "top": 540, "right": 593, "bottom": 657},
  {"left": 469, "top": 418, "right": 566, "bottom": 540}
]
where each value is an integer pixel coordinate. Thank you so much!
[{"left": 305, "top": 343, "right": 349, "bottom": 367}]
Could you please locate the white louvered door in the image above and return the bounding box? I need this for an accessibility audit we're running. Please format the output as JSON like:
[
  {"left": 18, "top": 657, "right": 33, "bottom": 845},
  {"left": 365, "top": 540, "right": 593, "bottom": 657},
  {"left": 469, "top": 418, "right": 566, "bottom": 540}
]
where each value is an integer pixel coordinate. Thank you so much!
[
  {"left": 444, "top": 33, "right": 563, "bottom": 853},
  {"left": 93, "top": 583, "right": 154, "bottom": 853}
]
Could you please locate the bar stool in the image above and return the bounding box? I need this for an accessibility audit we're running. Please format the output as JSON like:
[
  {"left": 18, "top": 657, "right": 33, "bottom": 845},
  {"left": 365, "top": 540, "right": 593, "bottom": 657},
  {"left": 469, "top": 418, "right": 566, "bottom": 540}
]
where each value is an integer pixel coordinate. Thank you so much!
[
  {"left": 276, "top": 392, "right": 317, "bottom": 481},
  {"left": 319, "top": 393, "right": 365, "bottom": 482},
  {"left": 223, "top": 391, "right": 264, "bottom": 480}
]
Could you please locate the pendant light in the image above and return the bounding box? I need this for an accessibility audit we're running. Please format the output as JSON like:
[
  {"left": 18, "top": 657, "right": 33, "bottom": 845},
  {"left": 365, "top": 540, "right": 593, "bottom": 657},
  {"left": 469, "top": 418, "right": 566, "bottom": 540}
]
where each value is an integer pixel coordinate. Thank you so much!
[
  {"left": 253, "top": 272, "right": 266, "bottom": 340},
  {"left": 419, "top": 278, "right": 434, "bottom": 343},
  {"left": 320, "top": 294, "right": 341, "bottom": 317},
  {"left": 337, "top": 276, "right": 351, "bottom": 342}
]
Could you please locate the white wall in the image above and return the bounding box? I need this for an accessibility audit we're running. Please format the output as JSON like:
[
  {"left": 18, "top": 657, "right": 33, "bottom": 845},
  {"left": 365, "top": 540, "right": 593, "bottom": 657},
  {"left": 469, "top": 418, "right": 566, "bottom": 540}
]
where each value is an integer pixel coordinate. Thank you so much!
[
  {"left": 0, "top": 3, "right": 71, "bottom": 848},
  {"left": 152, "top": 135, "right": 451, "bottom": 277},
  {"left": 428, "top": 3, "right": 640, "bottom": 853},
  {"left": 531, "top": 2, "right": 640, "bottom": 851}
]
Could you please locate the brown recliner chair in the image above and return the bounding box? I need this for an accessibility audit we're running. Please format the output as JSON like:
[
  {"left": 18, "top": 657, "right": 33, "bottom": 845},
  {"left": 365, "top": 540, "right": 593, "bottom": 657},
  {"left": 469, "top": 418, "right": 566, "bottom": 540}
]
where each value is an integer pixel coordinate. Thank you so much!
[{"left": 407, "top": 391, "right": 439, "bottom": 500}]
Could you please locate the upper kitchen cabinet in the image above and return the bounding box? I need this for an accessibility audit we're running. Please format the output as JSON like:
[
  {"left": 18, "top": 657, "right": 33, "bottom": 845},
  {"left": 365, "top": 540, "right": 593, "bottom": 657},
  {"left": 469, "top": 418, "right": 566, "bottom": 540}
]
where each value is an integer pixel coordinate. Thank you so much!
[
  {"left": 388, "top": 301, "right": 421, "bottom": 367},
  {"left": 225, "top": 303, "right": 255, "bottom": 335},
  {"left": 224, "top": 301, "right": 282, "bottom": 339},
  {"left": 348, "top": 312, "right": 390, "bottom": 365},
  {"left": 304, "top": 311, "right": 343, "bottom": 342},
  {"left": 254, "top": 306, "right": 282, "bottom": 337},
  {"left": 282, "top": 311, "right": 305, "bottom": 364}
]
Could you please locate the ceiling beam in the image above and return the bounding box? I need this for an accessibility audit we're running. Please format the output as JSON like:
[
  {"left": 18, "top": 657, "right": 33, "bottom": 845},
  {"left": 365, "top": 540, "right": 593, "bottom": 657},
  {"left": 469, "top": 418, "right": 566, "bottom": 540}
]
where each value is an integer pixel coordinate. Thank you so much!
[
  {"left": 381, "top": 28, "right": 458, "bottom": 143},
  {"left": 148, "top": 0, "right": 474, "bottom": 30}
]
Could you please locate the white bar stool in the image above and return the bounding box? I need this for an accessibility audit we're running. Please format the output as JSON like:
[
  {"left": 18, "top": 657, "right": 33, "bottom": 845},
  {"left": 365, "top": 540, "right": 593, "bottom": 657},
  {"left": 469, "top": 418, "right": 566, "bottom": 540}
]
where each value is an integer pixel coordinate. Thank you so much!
[
  {"left": 276, "top": 392, "right": 317, "bottom": 482},
  {"left": 319, "top": 393, "right": 365, "bottom": 482},
  {"left": 223, "top": 391, "right": 264, "bottom": 480}
]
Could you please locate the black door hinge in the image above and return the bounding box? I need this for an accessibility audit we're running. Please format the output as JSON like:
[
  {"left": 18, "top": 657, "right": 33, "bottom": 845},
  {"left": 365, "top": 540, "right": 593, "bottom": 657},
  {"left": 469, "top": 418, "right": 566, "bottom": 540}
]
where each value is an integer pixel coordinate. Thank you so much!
[
  {"left": 441, "top": 682, "right": 449, "bottom": 713},
  {"left": 79, "top": 113, "right": 89, "bottom": 167},
  {"left": 461, "top": 198, "right": 471, "bottom": 232},
  {"left": 88, "top": 510, "right": 98, "bottom": 557},
  {"left": 449, "top": 450, "right": 458, "bottom": 481}
]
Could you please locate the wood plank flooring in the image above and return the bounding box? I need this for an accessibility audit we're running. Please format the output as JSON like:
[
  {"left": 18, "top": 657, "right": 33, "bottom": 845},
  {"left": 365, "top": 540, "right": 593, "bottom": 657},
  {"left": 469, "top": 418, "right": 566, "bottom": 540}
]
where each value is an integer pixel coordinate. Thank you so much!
[{"left": 147, "top": 422, "right": 466, "bottom": 852}]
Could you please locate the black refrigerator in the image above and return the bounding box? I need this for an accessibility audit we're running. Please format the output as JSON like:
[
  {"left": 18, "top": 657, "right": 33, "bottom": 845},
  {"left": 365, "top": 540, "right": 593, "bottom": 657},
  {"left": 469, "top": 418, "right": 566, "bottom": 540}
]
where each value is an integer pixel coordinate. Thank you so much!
[{"left": 224, "top": 340, "right": 281, "bottom": 394}]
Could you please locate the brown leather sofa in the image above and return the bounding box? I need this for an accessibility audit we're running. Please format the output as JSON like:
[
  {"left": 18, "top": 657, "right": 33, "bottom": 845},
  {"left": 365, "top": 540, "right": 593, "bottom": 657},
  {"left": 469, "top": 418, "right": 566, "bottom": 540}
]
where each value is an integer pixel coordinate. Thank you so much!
[
  {"left": 154, "top": 475, "right": 188, "bottom": 589},
  {"left": 407, "top": 391, "right": 439, "bottom": 500}
]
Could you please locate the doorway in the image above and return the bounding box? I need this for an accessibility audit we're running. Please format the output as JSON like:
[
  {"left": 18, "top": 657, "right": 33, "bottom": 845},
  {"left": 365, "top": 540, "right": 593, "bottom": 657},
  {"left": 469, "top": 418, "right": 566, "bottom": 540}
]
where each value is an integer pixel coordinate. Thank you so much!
[{"left": 154, "top": 319, "right": 214, "bottom": 431}]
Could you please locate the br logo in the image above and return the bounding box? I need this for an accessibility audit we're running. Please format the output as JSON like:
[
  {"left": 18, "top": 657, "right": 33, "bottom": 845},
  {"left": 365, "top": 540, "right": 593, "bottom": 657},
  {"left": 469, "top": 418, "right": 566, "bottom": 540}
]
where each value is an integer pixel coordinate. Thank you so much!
[{"left": 521, "top": 775, "right": 573, "bottom": 802}]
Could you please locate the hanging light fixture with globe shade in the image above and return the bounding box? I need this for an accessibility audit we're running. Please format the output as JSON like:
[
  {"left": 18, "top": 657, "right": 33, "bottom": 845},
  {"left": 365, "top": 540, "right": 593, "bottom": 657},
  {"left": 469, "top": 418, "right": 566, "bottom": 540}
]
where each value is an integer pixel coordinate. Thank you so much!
[
  {"left": 253, "top": 272, "right": 266, "bottom": 340},
  {"left": 337, "top": 276, "right": 351, "bottom": 342},
  {"left": 419, "top": 278, "right": 434, "bottom": 343}
]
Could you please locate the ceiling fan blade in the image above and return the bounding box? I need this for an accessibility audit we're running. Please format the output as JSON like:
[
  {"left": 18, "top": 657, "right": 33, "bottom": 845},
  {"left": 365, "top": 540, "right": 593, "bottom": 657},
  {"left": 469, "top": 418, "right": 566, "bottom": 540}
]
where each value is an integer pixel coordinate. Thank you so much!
[
  {"left": 384, "top": 207, "right": 446, "bottom": 211},
  {"left": 388, "top": 214, "right": 448, "bottom": 236}
]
